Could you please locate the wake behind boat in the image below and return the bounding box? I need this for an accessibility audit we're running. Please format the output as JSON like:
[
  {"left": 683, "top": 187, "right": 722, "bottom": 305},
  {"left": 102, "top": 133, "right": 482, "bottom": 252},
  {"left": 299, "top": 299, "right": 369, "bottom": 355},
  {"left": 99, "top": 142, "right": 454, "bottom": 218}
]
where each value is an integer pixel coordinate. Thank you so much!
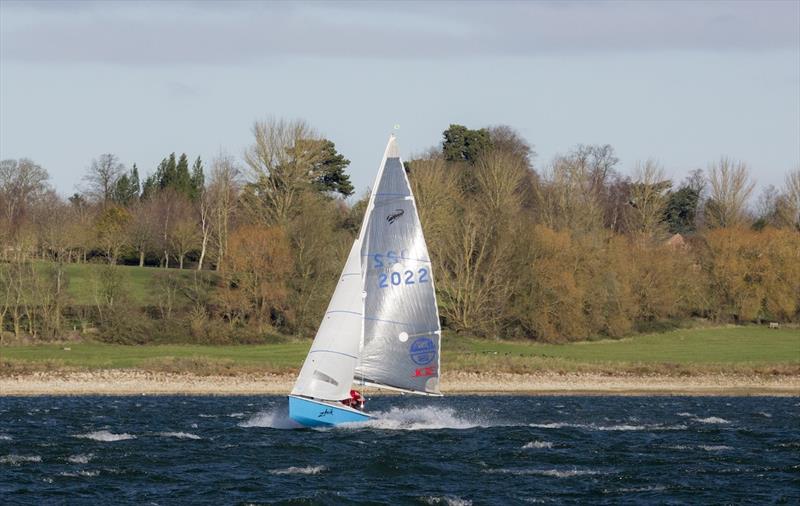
[{"left": 289, "top": 134, "right": 443, "bottom": 427}]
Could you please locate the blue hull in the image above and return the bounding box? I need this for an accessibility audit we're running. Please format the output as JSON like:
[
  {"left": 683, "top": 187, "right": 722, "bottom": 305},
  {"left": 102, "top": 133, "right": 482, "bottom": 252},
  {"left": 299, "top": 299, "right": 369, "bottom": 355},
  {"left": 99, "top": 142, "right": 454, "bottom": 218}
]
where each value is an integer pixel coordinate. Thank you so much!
[{"left": 288, "top": 395, "right": 372, "bottom": 427}]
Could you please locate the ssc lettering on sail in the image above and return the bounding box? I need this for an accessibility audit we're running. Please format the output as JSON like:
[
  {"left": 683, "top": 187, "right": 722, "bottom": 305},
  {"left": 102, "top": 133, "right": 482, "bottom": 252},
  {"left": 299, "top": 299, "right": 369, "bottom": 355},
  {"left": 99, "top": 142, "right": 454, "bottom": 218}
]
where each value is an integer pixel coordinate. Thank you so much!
[
  {"left": 377, "top": 268, "right": 430, "bottom": 288},
  {"left": 372, "top": 250, "right": 409, "bottom": 269}
]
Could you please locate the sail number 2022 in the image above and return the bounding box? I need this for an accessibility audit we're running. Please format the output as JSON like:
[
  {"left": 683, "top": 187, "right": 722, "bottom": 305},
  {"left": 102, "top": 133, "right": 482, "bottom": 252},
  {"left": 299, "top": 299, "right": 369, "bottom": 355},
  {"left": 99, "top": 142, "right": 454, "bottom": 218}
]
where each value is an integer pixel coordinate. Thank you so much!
[
  {"left": 377, "top": 268, "right": 429, "bottom": 288},
  {"left": 373, "top": 252, "right": 430, "bottom": 289}
]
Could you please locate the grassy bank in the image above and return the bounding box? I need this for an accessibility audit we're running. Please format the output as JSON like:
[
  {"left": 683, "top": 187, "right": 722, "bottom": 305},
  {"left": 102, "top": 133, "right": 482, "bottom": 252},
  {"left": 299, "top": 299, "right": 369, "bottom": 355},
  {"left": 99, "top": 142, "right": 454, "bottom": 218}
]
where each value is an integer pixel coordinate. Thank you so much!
[{"left": 1, "top": 326, "right": 797, "bottom": 377}]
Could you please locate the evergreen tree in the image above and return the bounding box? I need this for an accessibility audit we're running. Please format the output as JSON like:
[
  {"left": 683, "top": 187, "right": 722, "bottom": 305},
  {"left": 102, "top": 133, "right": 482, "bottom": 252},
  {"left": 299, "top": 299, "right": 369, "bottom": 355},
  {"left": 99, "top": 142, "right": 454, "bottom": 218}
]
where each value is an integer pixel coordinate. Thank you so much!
[
  {"left": 130, "top": 163, "right": 141, "bottom": 197},
  {"left": 190, "top": 156, "right": 204, "bottom": 201},
  {"left": 663, "top": 185, "right": 701, "bottom": 234},
  {"left": 175, "top": 153, "right": 192, "bottom": 196},
  {"left": 442, "top": 124, "right": 491, "bottom": 163},
  {"left": 309, "top": 140, "right": 353, "bottom": 197},
  {"left": 112, "top": 164, "right": 141, "bottom": 206},
  {"left": 158, "top": 153, "right": 178, "bottom": 190}
]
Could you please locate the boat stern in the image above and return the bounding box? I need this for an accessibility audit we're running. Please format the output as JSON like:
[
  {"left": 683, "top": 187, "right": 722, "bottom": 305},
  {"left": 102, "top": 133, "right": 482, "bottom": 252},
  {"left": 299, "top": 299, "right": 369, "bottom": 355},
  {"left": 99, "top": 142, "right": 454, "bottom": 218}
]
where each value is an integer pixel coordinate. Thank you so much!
[{"left": 288, "top": 395, "right": 372, "bottom": 427}]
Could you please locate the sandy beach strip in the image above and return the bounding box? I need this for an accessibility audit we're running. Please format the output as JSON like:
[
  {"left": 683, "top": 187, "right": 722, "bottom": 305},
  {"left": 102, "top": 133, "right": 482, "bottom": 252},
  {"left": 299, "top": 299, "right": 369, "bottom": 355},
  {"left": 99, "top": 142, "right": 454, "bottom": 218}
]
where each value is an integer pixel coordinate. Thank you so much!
[{"left": 0, "top": 370, "right": 797, "bottom": 396}]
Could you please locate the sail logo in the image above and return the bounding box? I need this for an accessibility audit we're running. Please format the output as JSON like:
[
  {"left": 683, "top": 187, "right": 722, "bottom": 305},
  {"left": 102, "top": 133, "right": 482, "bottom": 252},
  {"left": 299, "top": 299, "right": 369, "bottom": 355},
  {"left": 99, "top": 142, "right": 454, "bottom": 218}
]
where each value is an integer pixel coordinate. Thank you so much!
[
  {"left": 318, "top": 409, "right": 334, "bottom": 418},
  {"left": 409, "top": 337, "right": 436, "bottom": 365},
  {"left": 414, "top": 366, "right": 436, "bottom": 377},
  {"left": 386, "top": 209, "right": 405, "bottom": 224}
]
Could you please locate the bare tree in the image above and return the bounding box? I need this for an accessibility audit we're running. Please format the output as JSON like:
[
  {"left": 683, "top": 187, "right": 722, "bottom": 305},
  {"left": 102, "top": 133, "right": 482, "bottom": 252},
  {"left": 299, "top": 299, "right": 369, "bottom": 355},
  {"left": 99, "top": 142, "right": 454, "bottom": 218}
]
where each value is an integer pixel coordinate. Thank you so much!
[
  {"left": 627, "top": 159, "right": 671, "bottom": 238},
  {"left": 127, "top": 200, "right": 159, "bottom": 266},
  {"left": 782, "top": 167, "right": 800, "bottom": 230},
  {"left": 84, "top": 154, "right": 124, "bottom": 204},
  {"left": 207, "top": 153, "right": 240, "bottom": 271},
  {"left": 242, "top": 118, "right": 321, "bottom": 225},
  {"left": 0, "top": 158, "right": 50, "bottom": 245},
  {"left": 169, "top": 197, "right": 199, "bottom": 269},
  {"left": 705, "top": 157, "right": 755, "bottom": 228}
]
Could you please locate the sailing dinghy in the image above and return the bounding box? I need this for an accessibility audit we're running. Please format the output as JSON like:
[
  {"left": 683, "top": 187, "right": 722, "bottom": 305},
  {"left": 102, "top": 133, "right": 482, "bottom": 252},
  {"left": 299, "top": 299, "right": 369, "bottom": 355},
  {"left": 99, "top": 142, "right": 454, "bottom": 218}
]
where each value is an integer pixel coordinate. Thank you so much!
[{"left": 288, "top": 135, "right": 442, "bottom": 427}]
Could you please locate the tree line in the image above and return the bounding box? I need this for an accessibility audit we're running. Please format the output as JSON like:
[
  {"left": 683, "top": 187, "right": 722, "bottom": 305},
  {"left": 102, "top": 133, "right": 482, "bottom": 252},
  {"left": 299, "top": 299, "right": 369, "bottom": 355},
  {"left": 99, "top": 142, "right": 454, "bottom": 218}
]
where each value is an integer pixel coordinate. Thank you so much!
[{"left": 0, "top": 119, "right": 798, "bottom": 344}]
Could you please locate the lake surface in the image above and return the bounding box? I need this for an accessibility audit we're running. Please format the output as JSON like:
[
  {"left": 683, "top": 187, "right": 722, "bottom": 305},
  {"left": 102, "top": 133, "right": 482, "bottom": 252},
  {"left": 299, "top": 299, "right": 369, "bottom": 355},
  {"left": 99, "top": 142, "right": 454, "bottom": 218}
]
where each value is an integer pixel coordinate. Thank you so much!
[{"left": 1, "top": 395, "right": 797, "bottom": 505}]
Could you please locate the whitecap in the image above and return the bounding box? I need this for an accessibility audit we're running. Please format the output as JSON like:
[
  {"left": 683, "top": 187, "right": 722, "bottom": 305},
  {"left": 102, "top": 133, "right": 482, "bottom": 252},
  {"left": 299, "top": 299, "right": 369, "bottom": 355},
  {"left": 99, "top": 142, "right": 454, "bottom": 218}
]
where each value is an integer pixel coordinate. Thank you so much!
[
  {"left": 421, "top": 496, "right": 473, "bottom": 506},
  {"left": 74, "top": 430, "right": 136, "bottom": 442},
  {"left": 0, "top": 435, "right": 12, "bottom": 441},
  {"left": 0, "top": 454, "right": 41, "bottom": 465},
  {"left": 67, "top": 454, "right": 94, "bottom": 464},
  {"left": 239, "top": 409, "right": 302, "bottom": 429},
  {"left": 522, "top": 441, "right": 554, "bottom": 449},
  {"left": 699, "top": 445, "right": 732, "bottom": 451},
  {"left": 596, "top": 423, "right": 687, "bottom": 431},
  {"left": 228, "top": 413, "right": 246, "bottom": 418},
  {"left": 59, "top": 470, "right": 100, "bottom": 477},
  {"left": 618, "top": 485, "right": 667, "bottom": 493},
  {"left": 693, "top": 416, "right": 730, "bottom": 424},
  {"left": 269, "top": 465, "right": 326, "bottom": 475},
  {"left": 346, "top": 406, "right": 492, "bottom": 431},
  {"left": 758, "top": 412, "right": 772, "bottom": 418},
  {"left": 529, "top": 422, "right": 575, "bottom": 429},
  {"left": 486, "top": 468, "right": 602, "bottom": 478},
  {"left": 676, "top": 412, "right": 693, "bottom": 417},
  {"left": 530, "top": 422, "right": 685, "bottom": 431},
  {"left": 198, "top": 414, "right": 217, "bottom": 418},
  {"left": 156, "top": 432, "right": 201, "bottom": 440}
]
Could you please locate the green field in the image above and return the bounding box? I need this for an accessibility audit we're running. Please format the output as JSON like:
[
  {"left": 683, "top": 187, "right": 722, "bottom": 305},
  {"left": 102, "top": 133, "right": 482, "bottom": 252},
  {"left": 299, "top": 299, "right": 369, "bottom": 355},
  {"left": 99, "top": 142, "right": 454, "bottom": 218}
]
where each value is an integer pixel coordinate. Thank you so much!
[
  {"left": 56, "top": 262, "right": 200, "bottom": 306},
  {"left": 1, "top": 326, "right": 797, "bottom": 376}
]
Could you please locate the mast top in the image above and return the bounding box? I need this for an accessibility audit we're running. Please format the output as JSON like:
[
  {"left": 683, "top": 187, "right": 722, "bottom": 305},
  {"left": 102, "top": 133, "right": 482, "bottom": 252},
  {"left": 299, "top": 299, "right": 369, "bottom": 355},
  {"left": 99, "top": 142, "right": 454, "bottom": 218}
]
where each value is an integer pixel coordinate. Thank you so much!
[{"left": 385, "top": 134, "right": 399, "bottom": 158}]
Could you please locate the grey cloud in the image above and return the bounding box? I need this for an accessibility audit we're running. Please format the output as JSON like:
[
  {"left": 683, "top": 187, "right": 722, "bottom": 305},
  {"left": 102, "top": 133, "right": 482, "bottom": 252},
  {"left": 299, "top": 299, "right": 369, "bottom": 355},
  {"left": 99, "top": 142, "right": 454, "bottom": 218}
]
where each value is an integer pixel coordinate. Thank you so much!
[{"left": 1, "top": 1, "right": 797, "bottom": 65}]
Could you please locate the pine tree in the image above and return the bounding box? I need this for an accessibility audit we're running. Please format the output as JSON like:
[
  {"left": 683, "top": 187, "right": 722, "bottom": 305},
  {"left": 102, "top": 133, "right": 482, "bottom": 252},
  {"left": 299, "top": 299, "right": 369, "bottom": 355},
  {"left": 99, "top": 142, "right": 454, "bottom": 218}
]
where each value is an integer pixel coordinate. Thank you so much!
[
  {"left": 190, "top": 156, "right": 204, "bottom": 201},
  {"left": 308, "top": 140, "right": 354, "bottom": 197},
  {"left": 130, "top": 163, "right": 141, "bottom": 198},
  {"left": 175, "top": 153, "right": 192, "bottom": 196},
  {"left": 111, "top": 165, "right": 141, "bottom": 206}
]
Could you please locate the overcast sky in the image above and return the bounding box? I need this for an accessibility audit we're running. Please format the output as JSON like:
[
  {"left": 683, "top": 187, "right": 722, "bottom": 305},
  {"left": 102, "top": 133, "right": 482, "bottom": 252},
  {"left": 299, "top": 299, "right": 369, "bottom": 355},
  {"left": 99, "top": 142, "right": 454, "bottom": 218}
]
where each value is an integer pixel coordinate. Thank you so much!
[{"left": 1, "top": 0, "right": 798, "bottom": 197}]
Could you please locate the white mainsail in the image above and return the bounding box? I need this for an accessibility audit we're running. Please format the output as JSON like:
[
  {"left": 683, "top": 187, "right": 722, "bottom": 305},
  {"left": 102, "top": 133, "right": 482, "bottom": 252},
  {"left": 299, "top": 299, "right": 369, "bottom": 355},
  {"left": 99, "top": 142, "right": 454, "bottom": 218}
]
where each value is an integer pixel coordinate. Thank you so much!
[
  {"left": 292, "top": 135, "right": 442, "bottom": 401},
  {"left": 354, "top": 136, "right": 442, "bottom": 395}
]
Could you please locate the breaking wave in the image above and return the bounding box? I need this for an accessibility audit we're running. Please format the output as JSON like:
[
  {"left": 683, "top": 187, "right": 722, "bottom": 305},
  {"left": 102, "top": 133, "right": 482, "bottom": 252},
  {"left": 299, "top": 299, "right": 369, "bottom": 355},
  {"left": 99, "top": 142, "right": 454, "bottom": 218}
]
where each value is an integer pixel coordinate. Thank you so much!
[
  {"left": 529, "top": 422, "right": 686, "bottom": 431},
  {"left": 346, "top": 406, "right": 494, "bottom": 431},
  {"left": 239, "top": 409, "right": 302, "bottom": 430},
  {"left": 269, "top": 465, "right": 326, "bottom": 475},
  {"left": 486, "top": 468, "right": 604, "bottom": 478},
  {"left": 0, "top": 454, "right": 41, "bottom": 465},
  {"left": 693, "top": 416, "right": 730, "bottom": 424},
  {"left": 59, "top": 470, "right": 100, "bottom": 477},
  {"left": 67, "top": 454, "right": 94, "bottom": 464},
  {"left": 523, "top": 441, "right": 554, "bottom": 449},
  {"left": 156, "top": 432, "right": 201, "bottom": 440},
  {"left": 74, "top": 430, "right": 136, "bottom": 442},
  {"left": 421, "top": 496, "right": 473, "bottom": 506}
]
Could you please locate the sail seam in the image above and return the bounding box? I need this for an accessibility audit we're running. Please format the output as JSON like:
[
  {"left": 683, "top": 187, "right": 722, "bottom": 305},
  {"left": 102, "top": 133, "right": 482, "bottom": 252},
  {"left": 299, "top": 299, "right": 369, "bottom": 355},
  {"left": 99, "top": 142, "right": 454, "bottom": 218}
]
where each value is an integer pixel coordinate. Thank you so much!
[{"left": 361, "top": 254, "right": 431, "bottom": 263}]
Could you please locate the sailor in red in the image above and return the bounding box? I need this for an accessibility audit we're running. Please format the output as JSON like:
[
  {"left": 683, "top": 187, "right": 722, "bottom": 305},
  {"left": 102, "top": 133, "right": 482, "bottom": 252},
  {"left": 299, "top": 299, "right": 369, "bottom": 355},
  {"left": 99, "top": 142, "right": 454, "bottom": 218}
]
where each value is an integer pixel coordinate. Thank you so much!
[{"left": 342, "top": 389, "right": 365, "bottom": 411}]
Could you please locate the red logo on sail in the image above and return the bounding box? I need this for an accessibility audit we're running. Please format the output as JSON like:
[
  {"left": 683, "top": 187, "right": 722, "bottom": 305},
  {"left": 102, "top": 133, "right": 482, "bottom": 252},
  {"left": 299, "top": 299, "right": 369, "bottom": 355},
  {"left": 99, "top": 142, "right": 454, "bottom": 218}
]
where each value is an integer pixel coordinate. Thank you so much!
[{"left": 413, "top": 367, "right": 436, "bottom": 377}]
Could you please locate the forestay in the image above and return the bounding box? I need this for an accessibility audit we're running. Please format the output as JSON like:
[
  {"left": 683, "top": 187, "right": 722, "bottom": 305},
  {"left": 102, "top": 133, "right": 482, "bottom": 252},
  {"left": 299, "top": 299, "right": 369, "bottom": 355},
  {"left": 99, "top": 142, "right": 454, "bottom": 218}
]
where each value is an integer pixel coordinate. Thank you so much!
[{"left": 353, "top": 136, "right": 442, "bottom": 395}]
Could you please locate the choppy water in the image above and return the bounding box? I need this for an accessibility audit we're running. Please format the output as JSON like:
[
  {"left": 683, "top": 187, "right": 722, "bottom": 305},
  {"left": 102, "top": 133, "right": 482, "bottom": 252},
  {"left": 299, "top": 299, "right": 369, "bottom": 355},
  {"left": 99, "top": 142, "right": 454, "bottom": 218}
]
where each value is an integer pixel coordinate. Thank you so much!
[{"left": 0, "top": 395, "right": 798, "bottom": 505}]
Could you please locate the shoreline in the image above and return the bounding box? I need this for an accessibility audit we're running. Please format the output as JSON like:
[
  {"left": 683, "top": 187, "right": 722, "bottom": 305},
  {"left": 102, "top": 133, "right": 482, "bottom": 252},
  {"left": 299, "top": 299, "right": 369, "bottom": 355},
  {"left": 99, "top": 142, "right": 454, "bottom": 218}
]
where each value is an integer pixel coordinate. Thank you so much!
[{"left": 1, "top": 370, "right": 797, "bottom": 396}]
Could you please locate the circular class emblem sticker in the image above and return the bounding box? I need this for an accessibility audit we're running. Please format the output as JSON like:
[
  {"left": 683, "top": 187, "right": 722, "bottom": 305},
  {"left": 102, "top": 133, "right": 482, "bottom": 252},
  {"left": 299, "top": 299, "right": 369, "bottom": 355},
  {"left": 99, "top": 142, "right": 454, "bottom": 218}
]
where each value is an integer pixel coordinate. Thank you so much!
[{"left": 409, "top": 337, "right": 436, "bottom": 365}]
